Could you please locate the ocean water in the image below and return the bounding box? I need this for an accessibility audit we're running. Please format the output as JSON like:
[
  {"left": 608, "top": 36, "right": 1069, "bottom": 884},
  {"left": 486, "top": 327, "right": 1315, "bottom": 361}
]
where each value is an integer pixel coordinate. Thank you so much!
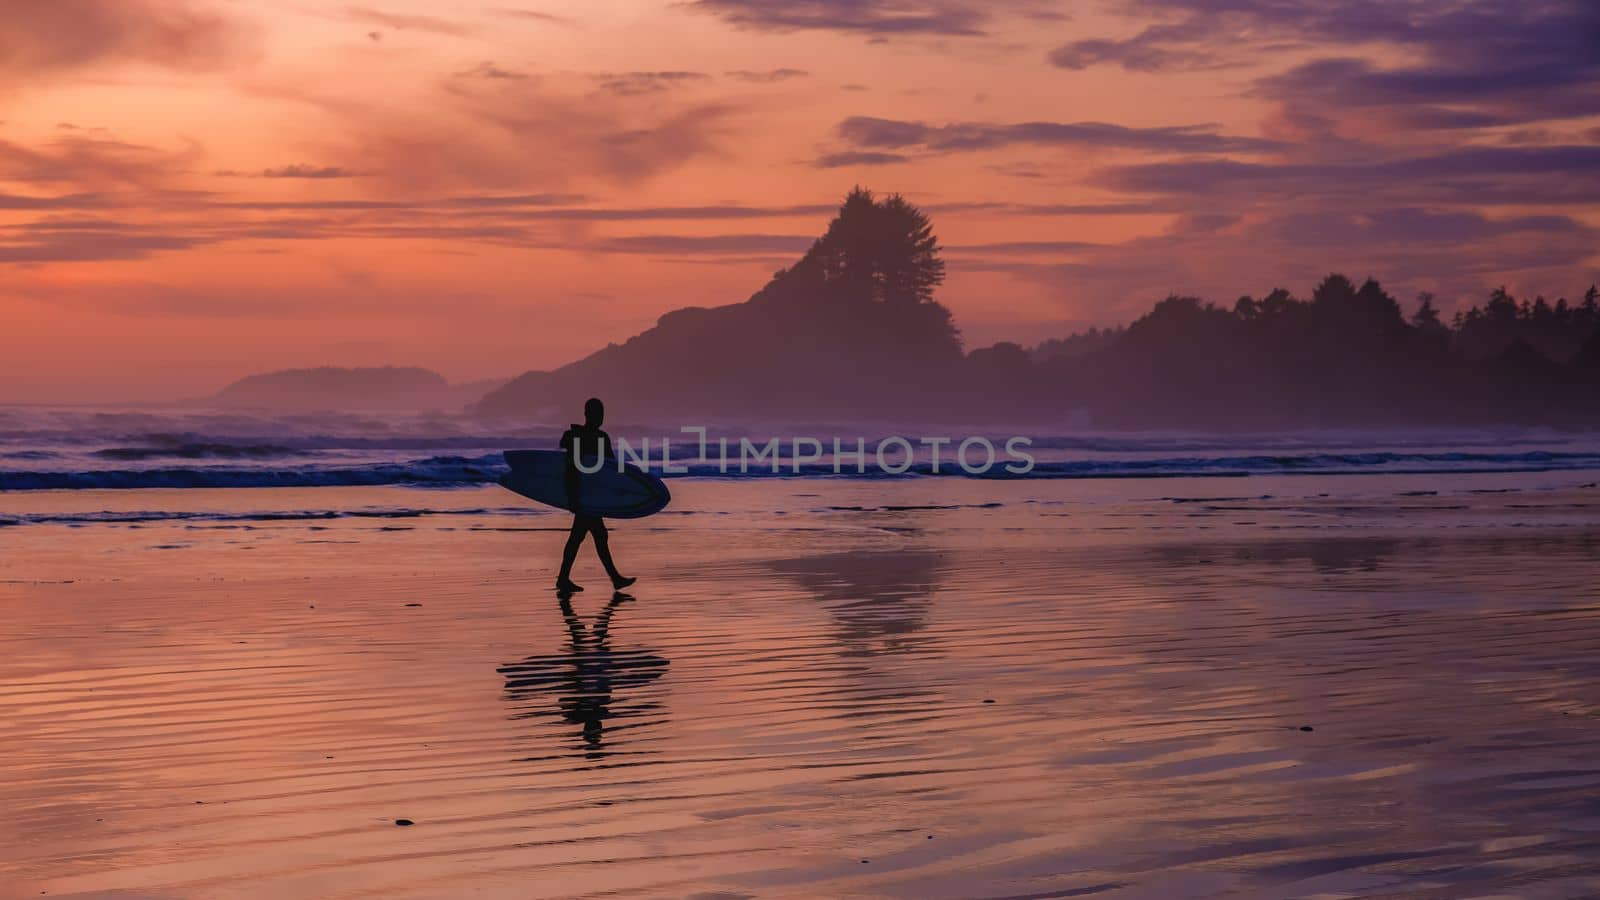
[{"left": 3, "top": 405, "right": 1600, "bottom": 494}]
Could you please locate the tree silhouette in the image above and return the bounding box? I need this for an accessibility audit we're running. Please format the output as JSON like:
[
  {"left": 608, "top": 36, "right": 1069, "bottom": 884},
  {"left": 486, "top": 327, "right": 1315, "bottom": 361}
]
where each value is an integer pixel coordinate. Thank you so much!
[
  {"left": 808, "top": 187, "right": 946, "bottom": 306},
  {"left": 1411, "top": 292, "right": 1442, "bottom": 330},
  {"left": 476, "top": 188, "right": 1600, "bottom": 426}
]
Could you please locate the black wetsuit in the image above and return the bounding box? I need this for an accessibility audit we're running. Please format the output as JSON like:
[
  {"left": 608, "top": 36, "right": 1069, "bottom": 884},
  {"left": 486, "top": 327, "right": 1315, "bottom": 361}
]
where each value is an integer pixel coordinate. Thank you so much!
[
  {"left": 559, "top": 423, "right": 612, "bottom": 514},
  {"left": 557, "top": 423, "right": 621, "bottom": 585}
]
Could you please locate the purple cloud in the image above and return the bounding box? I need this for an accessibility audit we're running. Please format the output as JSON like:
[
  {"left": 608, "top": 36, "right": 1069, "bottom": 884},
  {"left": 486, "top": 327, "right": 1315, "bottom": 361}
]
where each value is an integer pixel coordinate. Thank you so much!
[
  {"left": 947, "top": 240, "right": 1100, "bottom": 255},
  {"left": 835, "top": 116, "right": 1280, "bottom": 155},
  {"left": 0, "top": 192, "right": 109, "bottom": 210},
  {"left": 724, "top": 68, "right": 810, "bottom": 82},
  {"left": 257, "top": 164, "right": 360, "bottom": 179},
  {"left": 813, "top": 150, "right": 910, "bottom": 168},
  {"left": 1050, "top": 1, "right": 1600, "bottom": 131},
  {"left": 1101, "top": 145, "right": 1600, "bottom": 203},
  {"left": 0, "top": 136, "right": 197, "bottom": 189},
  {"left": 592, "top": 71, "right": 712, "bottom": 96},
  {"left": 0, "top": 219, "right": 206, "bottom": 262},
  {"left": 591, "top": 234, "right": 816, "bottom": 254},
  {"left": 688, "top": 0, "right": 1049, "bottom": 36}
]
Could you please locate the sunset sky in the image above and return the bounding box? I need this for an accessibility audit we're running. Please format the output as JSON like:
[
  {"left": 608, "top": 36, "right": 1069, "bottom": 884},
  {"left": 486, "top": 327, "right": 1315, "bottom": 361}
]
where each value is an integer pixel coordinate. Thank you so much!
[{"left": 2, "top": 0, "right": 1597, "bottom": 402}]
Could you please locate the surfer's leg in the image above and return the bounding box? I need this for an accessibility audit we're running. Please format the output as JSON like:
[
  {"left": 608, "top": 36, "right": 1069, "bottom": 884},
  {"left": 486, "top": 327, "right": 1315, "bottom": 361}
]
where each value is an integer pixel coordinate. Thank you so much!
[
  {"left": 557, "top": 517, "right": 587, "bottom": 591},
  {"left": 589, "top": 519, "right": 617, "bottom": 577},
  {"left": 589, "top": 519, "right": 636, "bottom": 590}
]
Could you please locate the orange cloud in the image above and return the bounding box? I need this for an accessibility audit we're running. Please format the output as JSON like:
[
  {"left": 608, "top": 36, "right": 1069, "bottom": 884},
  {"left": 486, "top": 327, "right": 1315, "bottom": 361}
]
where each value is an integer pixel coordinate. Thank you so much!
[
  {"left": 0, "top": 0, "right": 246, "bottom": 84},
  {"left": 0, "top": 136, "right": 201, "bottom": 190}
]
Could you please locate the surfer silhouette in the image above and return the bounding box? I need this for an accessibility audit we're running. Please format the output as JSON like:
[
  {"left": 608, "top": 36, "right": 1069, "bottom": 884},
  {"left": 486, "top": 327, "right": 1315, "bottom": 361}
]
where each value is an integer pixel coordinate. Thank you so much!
[{"left": 556, "top": 397, "right": 636, "bottom": 594}]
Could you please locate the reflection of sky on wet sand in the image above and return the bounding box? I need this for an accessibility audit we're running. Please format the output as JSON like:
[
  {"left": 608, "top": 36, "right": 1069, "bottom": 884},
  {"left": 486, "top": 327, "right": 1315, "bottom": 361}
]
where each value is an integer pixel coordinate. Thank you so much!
[
  {"left": 1, "top": 476, "right": 1599, "bottom": 897},
  {"left": 768, "top": 550, "right": 946, "bottom": 657}
]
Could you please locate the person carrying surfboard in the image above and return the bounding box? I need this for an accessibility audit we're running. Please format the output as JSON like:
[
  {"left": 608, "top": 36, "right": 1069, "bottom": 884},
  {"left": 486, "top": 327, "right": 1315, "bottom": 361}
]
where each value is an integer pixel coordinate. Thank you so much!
[{"left": 556, "top": 397, "right": 637, "bottom": 594}]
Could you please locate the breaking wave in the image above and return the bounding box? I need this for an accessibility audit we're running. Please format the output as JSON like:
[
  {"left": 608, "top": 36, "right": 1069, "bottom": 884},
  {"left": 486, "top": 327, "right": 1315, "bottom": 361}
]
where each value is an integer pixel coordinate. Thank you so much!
[{"left": 5, "top": 449, "right": 1600, "bottom": 491}]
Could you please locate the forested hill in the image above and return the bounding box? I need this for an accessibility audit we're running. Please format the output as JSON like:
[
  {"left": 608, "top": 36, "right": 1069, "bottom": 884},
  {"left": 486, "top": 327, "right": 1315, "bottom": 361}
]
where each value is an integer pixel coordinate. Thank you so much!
[{"left": 478, "top": 189, "right": 1600, "bottom": 427}]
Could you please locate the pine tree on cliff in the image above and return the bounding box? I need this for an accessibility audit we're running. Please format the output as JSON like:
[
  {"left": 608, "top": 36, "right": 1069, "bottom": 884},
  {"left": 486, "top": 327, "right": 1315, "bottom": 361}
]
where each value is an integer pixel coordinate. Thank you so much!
[
  {"left": 814, "top": 187, "right": 945, "bottom": 305},
  {"left": 760, "top": 187, "right": 961, "bottom": 365},
  {"left": 783, "top": 188, "right": 947, "bottom": 304}
]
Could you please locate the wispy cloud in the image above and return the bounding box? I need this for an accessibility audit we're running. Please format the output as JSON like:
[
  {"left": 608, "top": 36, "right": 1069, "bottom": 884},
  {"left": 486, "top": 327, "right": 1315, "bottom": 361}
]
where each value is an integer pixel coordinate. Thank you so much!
[
  {"left": 833, "top": 116, "right": 1280, "bottom": 155},
  {"left": 0, "top": 0, "right": 247, "bottom": 85},
  {"left": 0, "top": 136, "right": 200, "bottom": 189},
  {"left": 489, "top": 8, "right": 578, "bottom": 26},
  {"left": 213, "top": 164, "right": 363, "bottom": 179},
  {"left": 687, "top": 0, "right": 1050, "bottom": 37},
  {"left": 1050, "top": 0, "right": 1600, "bottom": 132},
  {"left": 455, "top": 61, "right": 531, "bottom": 80},
  {"left": 947, "top": 240, "right": 1100, "bottom": 255},
  {"left": 813, "top": 150, "right": 909, "bottom": 168},
  {"left": 591, "top": 234, "right": 815, "bottom": 254},
  {"left": 1100, "top": 145, "right": 1600, "bottom": 204},
  {"left": 0, "top": 192, "right": 112, "bottom": 210},
  {"left": 0, "top": 219, "right": 208, "bottom": 263},
  {"left": 724, "top": 68, "right": 809, "bottom": 82},
  {"left": 591, "top": 71, "right": 711, "bottom": 96},
  {"left": 343, "top": 5, "right": 477, "bottom": 37},
  {"left": 260, "top": 72, "right": 742, "bottom": 191}
]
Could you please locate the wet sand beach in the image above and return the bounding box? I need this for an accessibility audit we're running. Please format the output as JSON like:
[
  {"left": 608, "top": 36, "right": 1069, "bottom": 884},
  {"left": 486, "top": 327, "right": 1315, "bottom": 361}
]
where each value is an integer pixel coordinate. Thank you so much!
[{"left": 4, "top": 474, "right": 1600, "bottom": 898}]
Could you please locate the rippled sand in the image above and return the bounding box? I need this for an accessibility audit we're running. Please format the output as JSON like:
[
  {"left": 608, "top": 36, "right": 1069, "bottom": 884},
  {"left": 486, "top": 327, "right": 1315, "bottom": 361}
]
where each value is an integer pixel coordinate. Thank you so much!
[{"left": 4, "top": 474, "right": 1600, "bottom": 898}]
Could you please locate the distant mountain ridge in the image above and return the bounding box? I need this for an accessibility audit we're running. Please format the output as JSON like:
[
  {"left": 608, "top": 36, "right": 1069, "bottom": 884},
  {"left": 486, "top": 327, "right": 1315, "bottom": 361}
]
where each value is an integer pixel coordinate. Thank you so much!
[{"left": 211, "top": 366, "right": 507, "bottom": 412}]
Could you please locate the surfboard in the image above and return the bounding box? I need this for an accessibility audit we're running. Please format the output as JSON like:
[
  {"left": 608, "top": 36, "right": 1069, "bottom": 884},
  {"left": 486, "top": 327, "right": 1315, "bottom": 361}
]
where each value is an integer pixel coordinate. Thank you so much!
[{"left": 498, "top": 449, "right": 671, "bottom": 519}]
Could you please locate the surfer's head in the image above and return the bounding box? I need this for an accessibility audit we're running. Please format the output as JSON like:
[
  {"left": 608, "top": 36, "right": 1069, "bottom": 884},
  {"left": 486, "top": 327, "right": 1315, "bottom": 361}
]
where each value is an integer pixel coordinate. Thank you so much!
[{"left": 584, "top": 397, "right": 604, "bottom": 428}]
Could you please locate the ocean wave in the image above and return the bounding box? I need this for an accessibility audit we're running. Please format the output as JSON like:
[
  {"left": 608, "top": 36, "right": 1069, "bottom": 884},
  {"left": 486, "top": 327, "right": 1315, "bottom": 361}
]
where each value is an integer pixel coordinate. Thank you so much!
[
  {"left": 93, "top": 442, "right": 304, "bottom": 461},
  {"left": 1016, "top": 432, "right": 1575, "bottom": 454},
  {"left": 660, "top": 450, "right": 1600, "bottom": 479},
  {"left": 0, "top": 506, "right": 545, "bottom": 526},
  {"left": 4, "top": 449, "right": 1600, "bottom": 491},
  {"left": 0, "top": 455, "right": 506, "bottom": 491},
  {"left": 1003, "top": 450, "right": 1600, "bottom": 479}
]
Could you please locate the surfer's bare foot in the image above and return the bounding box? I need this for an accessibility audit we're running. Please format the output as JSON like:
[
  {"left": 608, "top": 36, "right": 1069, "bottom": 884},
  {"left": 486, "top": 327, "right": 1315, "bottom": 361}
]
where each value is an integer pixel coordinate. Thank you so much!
[
  {"left": 556, "top": 578, "right": 584, "bottom": 593},
  {"left": 611, "top": 575, "right": 636, "bottom": 590}
]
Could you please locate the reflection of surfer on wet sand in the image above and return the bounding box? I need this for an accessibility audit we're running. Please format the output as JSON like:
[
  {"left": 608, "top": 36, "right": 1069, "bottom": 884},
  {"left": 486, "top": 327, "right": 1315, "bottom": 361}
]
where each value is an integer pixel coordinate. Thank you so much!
[{"left": 498, "top": 593, "right": 669, "bottom": 758}]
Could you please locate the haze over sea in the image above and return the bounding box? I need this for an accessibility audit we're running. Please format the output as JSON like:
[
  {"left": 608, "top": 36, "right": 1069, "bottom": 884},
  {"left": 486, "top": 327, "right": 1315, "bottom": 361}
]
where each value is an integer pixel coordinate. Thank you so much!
[
  {"left": 5, "top": 405, "right": 1600, "bottom": 497},
  {"left": 4, "top": 404, "right": 1600, "bottom": 898}
]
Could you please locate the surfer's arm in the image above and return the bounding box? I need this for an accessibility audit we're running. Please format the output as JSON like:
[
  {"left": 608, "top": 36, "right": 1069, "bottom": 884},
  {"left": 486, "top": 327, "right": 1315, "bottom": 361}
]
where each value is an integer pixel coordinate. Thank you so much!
[{"left": 559, "top": 429, "right": 581, "bottom": 510}]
